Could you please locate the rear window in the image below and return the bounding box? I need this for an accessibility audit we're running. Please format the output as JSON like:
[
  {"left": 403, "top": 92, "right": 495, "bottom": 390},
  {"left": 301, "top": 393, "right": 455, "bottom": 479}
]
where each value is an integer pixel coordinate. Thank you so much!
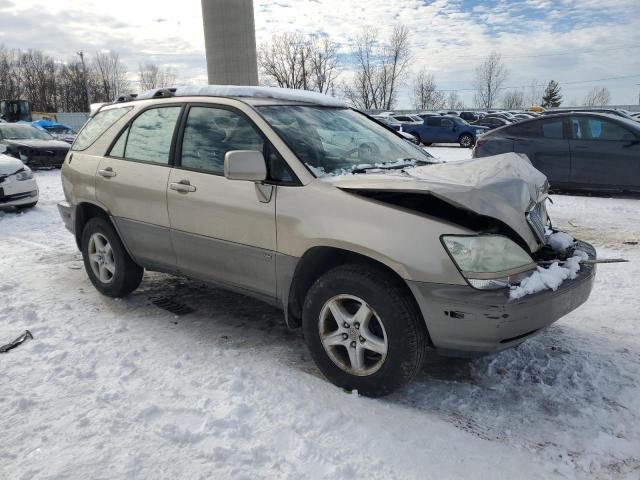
[{"left": 72, "top": 107, "right": 132, "bottom": 151}]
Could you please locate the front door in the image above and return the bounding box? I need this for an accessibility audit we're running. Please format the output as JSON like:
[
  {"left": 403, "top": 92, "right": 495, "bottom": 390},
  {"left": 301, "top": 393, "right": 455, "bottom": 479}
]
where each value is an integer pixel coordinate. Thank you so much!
[
  {"left": 569, "top": 115, "right": 640, "bottom": 189},
  {"left": 95, "top": 105, "right": 183, "bottom": 272},
  {"left": 167, "top": 105, "right": 277, "bottom": 299}
]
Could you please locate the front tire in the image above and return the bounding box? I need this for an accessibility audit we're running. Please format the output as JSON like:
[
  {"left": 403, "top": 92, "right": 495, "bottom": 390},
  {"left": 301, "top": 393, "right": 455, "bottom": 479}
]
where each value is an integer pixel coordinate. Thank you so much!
[
  {"left": 81, "top": 217, "right": 143, "bottom": 297},
  {"left": 302, "top": 264, "right": 428, "bottom": 397},
  {"left": 459, "top": 133, "right": 473, "bottom": 148}
]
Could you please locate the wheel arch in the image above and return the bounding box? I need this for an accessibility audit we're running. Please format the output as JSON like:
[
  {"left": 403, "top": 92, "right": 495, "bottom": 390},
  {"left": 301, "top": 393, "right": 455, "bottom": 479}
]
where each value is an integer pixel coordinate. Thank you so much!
[
  {"left": 285, "top": 246, "right": 431, "bottom": 345},
  {"left": 73, "top": 202, "right": 135, "bottom": 260}
]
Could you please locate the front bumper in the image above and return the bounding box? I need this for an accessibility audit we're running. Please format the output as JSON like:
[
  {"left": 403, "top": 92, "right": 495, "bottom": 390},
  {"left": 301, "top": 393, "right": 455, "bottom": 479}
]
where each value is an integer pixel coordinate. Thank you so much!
[
  {"left": 408, "top": 241, "right": 597, "bottom": 357},
  {"left": 0, "top": 177, "right": 39, "bottom": 207}
]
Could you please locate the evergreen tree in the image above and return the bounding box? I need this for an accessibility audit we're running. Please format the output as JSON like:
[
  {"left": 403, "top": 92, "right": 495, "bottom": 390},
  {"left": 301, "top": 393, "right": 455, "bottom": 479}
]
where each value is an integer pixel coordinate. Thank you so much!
[{"left": 541, "top": 80, "right": 562, "bottom": 108}]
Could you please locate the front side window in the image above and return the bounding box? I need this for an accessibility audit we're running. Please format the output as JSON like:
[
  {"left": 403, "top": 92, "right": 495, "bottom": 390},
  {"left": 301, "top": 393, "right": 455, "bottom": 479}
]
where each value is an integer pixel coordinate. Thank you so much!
[
  {"left": 124, "top": 107, "right": 182, "bottom": 164},
  {"left": 571, "top": 117, "right": 632, "bottom": 141},
  {"left": 258, "top": 106, "right": 435, "bottom": 176},
  {"left": 441, "top": 119, "right": 454, "bottom": 128},
  {"left": 180, "top": 106, "right": 264, "bottom": 174},
  {"left": 72, "top": 107, "right": 131, "bottom": 151}
]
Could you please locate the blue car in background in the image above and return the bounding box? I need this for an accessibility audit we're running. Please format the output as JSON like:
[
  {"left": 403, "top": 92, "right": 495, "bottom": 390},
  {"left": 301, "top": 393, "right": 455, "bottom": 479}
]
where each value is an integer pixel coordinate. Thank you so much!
[{"left": 402, "top": 115, "right": 488, "bottom": 148}]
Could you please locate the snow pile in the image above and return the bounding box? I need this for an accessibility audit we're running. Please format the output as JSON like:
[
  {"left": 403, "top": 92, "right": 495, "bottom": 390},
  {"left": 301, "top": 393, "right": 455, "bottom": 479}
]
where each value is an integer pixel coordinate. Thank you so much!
[{"left": 510, "top": 249, "right": 589, "bottom": 299}]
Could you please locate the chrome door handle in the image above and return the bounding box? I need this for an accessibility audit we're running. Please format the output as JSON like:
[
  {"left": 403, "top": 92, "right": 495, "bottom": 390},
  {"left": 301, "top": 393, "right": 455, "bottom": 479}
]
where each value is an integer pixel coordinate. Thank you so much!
[
  {"left": 98, "top": 167, "right": 116, "bottom": 178},
  {"left": 169, "top": 180, "right": 196, "bottom": 193}
]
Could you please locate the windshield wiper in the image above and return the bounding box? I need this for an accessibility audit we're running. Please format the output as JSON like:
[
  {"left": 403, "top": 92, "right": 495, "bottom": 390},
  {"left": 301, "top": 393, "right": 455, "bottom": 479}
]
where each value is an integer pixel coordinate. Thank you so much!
[{"left": 352, "top": 158, "right": 430, "bottom": 174}]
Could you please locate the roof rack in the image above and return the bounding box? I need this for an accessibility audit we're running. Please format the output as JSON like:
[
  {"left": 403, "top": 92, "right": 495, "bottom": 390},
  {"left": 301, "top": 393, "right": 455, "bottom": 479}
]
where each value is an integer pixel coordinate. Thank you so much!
[{"left": 115, "top": 93, "right": 138, "bottom": 103}]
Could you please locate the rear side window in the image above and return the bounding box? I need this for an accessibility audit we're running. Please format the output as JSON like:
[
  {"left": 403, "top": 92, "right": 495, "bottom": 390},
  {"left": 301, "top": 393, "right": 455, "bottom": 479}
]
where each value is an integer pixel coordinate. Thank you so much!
[
  {"left": 426, "top": 117, "right": 441, "bottom": 127},
  {"left": 72, "top": 107, "right": 132, "bottom": 151},
  {"left": 541, "top": 120, "right": 564, "bottom": 139},
  {"left": 506, "top": 121, "right": 540, "bottom": 137},
  {"left": 109, "top": 107, "right": 182, "bottom": 164}
]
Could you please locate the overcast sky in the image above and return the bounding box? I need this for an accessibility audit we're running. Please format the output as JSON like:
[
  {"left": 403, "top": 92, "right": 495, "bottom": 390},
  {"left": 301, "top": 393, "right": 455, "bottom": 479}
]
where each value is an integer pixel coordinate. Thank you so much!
[{"left": 1, "top": 0, "right": 639, "bottom": 108}]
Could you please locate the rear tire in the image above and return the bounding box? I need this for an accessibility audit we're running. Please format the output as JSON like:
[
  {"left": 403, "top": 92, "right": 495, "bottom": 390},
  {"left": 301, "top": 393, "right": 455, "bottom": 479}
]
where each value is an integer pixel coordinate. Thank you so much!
[
  {"left": 302, "top": 264, "right": 428, "bottom": 397},
  {"left": 81, "top": 217, "right": 143, "bottom": 297}
]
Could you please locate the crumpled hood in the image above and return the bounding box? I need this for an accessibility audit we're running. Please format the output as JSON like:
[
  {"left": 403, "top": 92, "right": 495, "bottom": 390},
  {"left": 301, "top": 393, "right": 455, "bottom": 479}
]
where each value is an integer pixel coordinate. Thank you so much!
[
  {"left": 3, "top": 139, "right": 70, "bottom": 149},
  {"left": 0, "top": 154, "right": 26, "bottom": 176},
  {"left": 328, "top": 153, "right": 549, "bottom": 252}
]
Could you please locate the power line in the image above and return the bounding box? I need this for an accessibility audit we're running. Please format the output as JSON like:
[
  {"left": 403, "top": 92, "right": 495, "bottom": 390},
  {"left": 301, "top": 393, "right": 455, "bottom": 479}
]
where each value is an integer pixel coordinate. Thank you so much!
[
  {"left": 445, "top": 44, "right": 640, "bottom": 59},
  {"left": 436, "top": 73, "right": 640, "bottom": 92}
]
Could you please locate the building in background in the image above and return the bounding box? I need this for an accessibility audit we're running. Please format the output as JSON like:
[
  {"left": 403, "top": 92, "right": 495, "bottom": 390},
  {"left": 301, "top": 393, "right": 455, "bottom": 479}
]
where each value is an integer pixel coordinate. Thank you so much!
[{"left": 200, "top": 0, "right": 259, "bottom": 86}]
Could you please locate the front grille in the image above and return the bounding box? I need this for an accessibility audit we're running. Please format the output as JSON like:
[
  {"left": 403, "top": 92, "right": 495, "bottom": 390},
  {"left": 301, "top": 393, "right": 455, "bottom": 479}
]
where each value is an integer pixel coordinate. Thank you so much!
[{"left": 527, "top": 201, "right": 548, "bottom": 242}]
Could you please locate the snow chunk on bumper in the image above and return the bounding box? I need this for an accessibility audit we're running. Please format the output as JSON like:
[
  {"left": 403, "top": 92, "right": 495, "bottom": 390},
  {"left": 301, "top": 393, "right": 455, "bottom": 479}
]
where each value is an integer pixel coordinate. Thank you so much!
[{"left": 510, "top": 250, "right": 589, "bottom": 300}]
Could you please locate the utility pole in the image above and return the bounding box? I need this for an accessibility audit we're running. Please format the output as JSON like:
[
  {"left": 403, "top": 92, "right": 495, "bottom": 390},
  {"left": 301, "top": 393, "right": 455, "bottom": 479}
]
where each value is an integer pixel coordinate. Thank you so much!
[{"left": 77, "top": 51, "right": 91, "bottom": 112}]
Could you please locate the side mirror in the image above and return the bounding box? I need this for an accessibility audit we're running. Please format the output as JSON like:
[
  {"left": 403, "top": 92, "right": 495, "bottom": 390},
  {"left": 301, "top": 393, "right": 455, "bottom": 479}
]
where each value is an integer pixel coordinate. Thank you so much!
[{"left": 224, "top": 150, "right": 267, "bottom": 182}]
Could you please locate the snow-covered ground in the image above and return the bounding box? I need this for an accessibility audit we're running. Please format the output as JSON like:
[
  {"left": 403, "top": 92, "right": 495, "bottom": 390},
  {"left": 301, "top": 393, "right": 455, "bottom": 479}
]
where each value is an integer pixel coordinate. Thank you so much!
[{"left": 1, "top": 152, "right": 639, "bottom": 479}]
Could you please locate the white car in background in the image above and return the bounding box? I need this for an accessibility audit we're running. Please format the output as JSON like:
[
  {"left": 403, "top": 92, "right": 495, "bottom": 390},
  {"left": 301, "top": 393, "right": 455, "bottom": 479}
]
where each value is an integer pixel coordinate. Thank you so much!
[{"left": 0, "top": 146, "right": 39, "bottom": 210}]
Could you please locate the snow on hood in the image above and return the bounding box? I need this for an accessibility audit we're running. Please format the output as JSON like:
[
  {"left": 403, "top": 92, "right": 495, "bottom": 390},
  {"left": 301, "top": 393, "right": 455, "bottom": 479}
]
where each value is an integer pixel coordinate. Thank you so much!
[
  {"left": 136, "top": 85, "right": 348, "bottom": 108},
  {"left": 328, "top": 153, "right": 549, "bottom": 252},
  {"left": 0, "top": 154, "right": 26, "bottom": 175}
]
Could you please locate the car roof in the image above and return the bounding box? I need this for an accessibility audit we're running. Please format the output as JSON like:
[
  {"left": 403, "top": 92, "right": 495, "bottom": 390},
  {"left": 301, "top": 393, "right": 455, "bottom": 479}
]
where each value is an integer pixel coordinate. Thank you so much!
[
  {"left": 485, "top": 111, "right": 640, "bottom": 135},
  {"left": 101, "top": 85, "right": 349, "bottom": 110}
]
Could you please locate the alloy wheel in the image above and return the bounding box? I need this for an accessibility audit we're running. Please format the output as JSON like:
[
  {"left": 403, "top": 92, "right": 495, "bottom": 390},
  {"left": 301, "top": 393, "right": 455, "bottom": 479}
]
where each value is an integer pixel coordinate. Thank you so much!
[
  {"left": 318, "top": 294, "right": 388, "bottom": 376},
  {"left": 88, "top": 232, "right": 116, "bottom": 284}
]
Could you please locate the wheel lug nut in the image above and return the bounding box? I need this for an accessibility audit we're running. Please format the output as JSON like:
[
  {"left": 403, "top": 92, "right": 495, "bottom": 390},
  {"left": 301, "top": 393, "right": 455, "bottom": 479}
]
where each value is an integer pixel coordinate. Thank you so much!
[
  {"left": 354, "top": 322, "right": 360, "bottom": 329},
  {"left": 359, "top": 336, "right": 365, "bottom": 343},
  {"left": 342, "top": 333, "right": 348, "bottom": 340},
  {"left": 350, "top": 341, "right": 356, "bottom": 348},
  {"left": 343, "top": 322, "right": 349, "bottom": 328}
]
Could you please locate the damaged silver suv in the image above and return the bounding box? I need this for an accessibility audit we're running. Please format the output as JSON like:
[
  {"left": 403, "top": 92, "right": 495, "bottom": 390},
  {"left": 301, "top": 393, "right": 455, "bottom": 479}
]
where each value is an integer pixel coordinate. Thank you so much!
[{"left": 58, "top": 86, "right": 596, "bottom": 396}]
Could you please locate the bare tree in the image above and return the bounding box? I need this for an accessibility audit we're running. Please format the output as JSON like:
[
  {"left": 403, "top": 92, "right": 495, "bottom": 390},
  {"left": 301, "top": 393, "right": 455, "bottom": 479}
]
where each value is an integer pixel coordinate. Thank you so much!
[
  {"left": 583, "top": 86, "right": 611, "bottom": 107},
  {"left": 502, "top": 89, "right": 525, "bottom": 109},
  {"left": 259, "top": 33, "right": 339, "bottom": 94},
  {"left": 0, "top": 46, "right": 22, "bottom": 101},
  {"left": 412, "top": 70, "right": 445, "bottom": 110},
  {"left": 17, "top": 49, "right": 58, "bottom": 112},
  {"left": 309, "top": 37, "right": 339, "bottom": 94},
  {"left": 447, "top": 90, "right": 464, "bottom": 110},
  {"left": 343, "top": 25, "right": 411, "bottom": 110},
  {"left": 473, "top": 51, "right": 508, "bottom": 109},
  {"left": 56, "top": 61, "right": 91, "bottom": 112},
  {"left": 92, "top": 51, "right": 130, "bottom": 102},
  {"left": 138, "top": 62, "right": 176, "bottom": 91}
]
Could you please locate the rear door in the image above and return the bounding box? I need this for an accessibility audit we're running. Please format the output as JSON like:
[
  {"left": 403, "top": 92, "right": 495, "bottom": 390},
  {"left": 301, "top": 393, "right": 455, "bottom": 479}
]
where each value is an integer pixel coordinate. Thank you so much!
[
  {"left": 166, "top": 104, "right": 278, "bottom": 299},
  {"left": 568, "top": 115, "right": 640, "bottom": 190},
  {"left": 510, "top": 117, "right": 571, "bottom": 186},
  {"left": 96, "top": 105, "right": 183, "bottom": 272}
]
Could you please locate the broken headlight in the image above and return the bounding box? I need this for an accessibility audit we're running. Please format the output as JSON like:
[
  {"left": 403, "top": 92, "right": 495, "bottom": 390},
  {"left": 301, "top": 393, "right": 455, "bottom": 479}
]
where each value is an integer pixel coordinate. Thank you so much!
[{"left": 442, "top": 235, "right": 536, "bottom": 290}]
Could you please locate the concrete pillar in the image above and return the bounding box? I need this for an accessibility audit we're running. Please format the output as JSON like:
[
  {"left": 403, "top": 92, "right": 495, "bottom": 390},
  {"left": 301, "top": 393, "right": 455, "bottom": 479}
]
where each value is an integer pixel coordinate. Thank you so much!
[{"left": 200, "top": 0, "right": 259, "bottom": 86}]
